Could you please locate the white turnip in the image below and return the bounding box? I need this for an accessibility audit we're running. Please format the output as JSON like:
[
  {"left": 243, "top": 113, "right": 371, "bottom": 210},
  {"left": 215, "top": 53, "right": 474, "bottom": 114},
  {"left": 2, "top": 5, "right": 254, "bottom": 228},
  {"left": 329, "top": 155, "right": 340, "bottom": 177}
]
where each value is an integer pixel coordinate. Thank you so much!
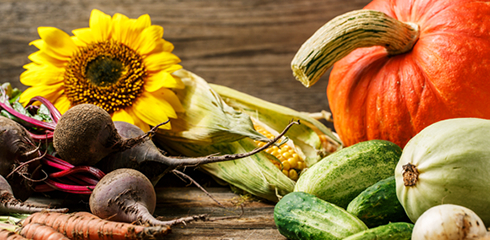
[{"left": 412, "top": 204, "right": 487, "bottom": 240}]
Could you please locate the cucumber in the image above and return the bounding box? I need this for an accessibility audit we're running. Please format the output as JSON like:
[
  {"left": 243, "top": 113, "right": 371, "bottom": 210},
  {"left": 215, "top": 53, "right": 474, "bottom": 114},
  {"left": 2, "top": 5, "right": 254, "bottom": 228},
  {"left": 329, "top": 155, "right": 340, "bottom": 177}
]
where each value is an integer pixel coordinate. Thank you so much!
[
  {"left": 274, "top": 192, "right": 368, "bottom": 240},
  {"left": 347, "top": 176, "right": 411, "bottom": 227},
  {"left": 294, "top": 140, "right": 402, "bottom": 208},
  {"left": 342, "top": 222, "right": 414, "bottom": 240}
]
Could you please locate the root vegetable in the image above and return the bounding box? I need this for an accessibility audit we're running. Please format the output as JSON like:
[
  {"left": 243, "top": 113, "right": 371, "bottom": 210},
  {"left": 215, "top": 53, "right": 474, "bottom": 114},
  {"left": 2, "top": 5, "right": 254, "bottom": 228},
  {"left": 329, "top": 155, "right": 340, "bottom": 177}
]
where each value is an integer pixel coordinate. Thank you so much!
[
  {"left": 53, "top": 104, "right": 165, "bottom": 166},
  {"left": 22, "top": 211, "right": 171, "bottom": 240},
  {"left": 19, "top": 223, "right": 70, "bottom": 240},
  {"left": 0, "top": 116, "right": 41, "bottom": 201},
  {"left": 0, "top": 229, "right": 27, "bottom": 240},
  {"left": 97, "top": 120, "right": 300, "bottom": 185},
  {"left": 90, "top": 168, "right": 206, "bottom": 226},
  {"left": 412, "top": 204, "right": 487, "bottom": 240},
  {"left": 0, "top": 175, "right": 68, "bottom": 214}
]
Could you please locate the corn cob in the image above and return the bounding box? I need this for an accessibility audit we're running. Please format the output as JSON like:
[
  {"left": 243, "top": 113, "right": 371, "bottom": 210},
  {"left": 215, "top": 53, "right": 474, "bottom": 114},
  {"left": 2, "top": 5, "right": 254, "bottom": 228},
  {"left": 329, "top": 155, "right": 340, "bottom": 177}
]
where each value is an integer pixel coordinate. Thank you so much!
[
  {"left": 154, "top": 69, "right": 342, "bottom": 201},
  {"left": 209, "top": 83, "right": 341, "bottom": 167}
]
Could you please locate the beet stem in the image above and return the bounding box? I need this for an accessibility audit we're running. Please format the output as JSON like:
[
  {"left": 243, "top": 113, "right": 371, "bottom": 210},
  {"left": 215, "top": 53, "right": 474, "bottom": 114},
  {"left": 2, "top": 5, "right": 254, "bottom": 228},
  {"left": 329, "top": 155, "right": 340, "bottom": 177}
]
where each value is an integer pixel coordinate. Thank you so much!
[
  {"left": 42, "top": 154, "right": 74, "bottom": 170},
  {"left": 44, "top": 179, "right": 95, "bottom": 193},
  {"left": 49, "top": 166, "right": 105, "bottom": 179},
  {"left": 0, "top": 98, "right": 56, "bottom": 131},
  {"left": 26, "top": 96, "right": 61, "bottom": 123}
]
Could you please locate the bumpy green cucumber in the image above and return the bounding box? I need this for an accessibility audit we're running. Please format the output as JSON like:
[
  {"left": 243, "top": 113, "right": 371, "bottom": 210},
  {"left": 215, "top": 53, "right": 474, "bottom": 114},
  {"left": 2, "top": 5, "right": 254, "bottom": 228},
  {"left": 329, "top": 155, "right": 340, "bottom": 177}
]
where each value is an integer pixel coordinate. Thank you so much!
[
  {"left": 274, "top": 192, "right": 368, "bottom": 240},
  {"left": 294, "top": 140, "right": 402, "bottom": 208},
  {"left": 347, "top": 176, "right": 411, "bottom": 227},
  {"left": 343, "top": 222, "right": 414, "bottom": 240}
]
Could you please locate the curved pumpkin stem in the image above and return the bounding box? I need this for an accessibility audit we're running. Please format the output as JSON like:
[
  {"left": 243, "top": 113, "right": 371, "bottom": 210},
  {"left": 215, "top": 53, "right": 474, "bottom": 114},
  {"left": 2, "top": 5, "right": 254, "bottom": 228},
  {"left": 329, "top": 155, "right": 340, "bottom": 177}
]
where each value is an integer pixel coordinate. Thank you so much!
[{"left": 291, "top": 9, "right": 419, "bottom": 87}]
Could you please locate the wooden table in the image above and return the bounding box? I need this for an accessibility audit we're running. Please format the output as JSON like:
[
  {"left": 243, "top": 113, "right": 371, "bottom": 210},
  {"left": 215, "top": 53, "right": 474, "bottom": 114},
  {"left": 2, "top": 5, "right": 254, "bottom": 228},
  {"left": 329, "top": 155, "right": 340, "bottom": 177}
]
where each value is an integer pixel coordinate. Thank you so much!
[
  {"left": 3, "top": 0, "right": 372, "bottom": 239},
  {"left": 155, "top": 187, "right": 284, "bottom": 240}
]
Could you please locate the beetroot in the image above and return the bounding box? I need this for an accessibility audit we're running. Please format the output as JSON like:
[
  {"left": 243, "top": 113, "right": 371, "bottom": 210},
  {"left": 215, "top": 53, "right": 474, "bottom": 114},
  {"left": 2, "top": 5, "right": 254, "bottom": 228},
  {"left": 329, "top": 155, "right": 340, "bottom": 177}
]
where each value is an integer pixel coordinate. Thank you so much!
[
  {"left": 53, "top": 104, "right": 163, "bottom": 166},
  {"left": 0, "top": 174, "right": 68, "bottom": 214},
  {"left": 0, "top": 116, "right": 41, "bottom": 201},
  {"left": 90, "top": 168, "right": 204, "bottom": 226}
]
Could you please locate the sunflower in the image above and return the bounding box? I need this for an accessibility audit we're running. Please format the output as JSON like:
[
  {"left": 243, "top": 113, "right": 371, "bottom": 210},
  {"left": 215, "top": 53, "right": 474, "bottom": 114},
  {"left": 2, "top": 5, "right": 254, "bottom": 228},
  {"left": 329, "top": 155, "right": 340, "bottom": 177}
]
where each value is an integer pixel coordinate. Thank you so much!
[{"left": 20, "top": 9, "right": 185, "bottom": 131}]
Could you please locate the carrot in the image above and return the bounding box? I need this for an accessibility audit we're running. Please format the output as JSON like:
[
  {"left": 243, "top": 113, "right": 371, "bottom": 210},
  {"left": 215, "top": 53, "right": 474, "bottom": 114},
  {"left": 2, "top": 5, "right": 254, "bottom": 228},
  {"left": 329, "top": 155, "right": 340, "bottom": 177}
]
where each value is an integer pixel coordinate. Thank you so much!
[
  {"left": 0, "top": 228, "right": 27, "bottom": 240},
  {"left": 20, "top": 222, "right": 70, "bottom": 240},
  {"left": 22, "top": 211, "right": 171, "bottom": 240}
]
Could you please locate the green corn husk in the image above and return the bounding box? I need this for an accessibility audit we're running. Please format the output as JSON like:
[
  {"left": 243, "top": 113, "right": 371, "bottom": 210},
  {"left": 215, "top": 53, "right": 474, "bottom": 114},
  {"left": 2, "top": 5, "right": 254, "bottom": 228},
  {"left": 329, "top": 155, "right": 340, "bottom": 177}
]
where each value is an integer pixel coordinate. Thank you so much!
[
  {"left": 156, "top": 69, "right": 269, "bottom": 144},
  {"left": 154, "top": 69, "right": 342, "bottom": 202},
  {"left": 160, "top": 137, "right": 297, "bottom": 202},
  {"left": 209, "top": 83, "right": 342, "bottom": 167}
]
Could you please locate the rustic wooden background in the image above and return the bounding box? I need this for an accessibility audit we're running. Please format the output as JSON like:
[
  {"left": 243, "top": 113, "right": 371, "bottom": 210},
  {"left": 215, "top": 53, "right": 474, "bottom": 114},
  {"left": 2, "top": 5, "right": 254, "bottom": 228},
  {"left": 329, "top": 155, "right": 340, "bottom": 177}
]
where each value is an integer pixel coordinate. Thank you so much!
[
  {"left": 0, "top": 0, "right": 371, "bottom": 115},
  {"left": 2, "top": 0, "right": 373, "bottom": 239}
]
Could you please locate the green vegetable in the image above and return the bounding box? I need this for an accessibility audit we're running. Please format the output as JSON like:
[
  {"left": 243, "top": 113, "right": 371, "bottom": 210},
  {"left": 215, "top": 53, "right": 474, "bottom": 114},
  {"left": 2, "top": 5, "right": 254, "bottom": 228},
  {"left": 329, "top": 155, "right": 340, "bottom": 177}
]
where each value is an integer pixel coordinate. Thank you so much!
[
  {"left": 395, "top": 117, "right": 490, "bottom": 226},
  {"left": 274, "top": 192, "right": 367, "bottom": 240},
  {"left": 347, "top": 176, "right": 411, "bottom": 227},
  {"left": 343, "top": 222, "right": 414, "bottom": 240},
  {"left": 294, "top": 140, "right": 402, "bottom": 208}
]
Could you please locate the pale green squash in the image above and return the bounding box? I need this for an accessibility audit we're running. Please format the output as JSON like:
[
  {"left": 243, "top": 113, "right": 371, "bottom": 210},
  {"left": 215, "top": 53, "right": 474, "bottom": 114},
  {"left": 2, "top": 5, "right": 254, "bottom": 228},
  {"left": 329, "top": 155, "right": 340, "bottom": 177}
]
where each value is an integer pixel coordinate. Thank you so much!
[{"left": 395, "top": 117, "right": 490, "bottom": 225}]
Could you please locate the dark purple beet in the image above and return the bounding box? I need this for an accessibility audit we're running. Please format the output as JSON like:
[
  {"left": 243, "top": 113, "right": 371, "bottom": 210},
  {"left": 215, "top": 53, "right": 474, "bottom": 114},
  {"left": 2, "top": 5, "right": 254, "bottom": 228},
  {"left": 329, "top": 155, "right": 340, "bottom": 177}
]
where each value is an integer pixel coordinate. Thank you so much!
[
  {"left": 53, "top": 104, "right": 158, "bottom": 166},
  {"left": 0, "top": 116, "right": 41, "bottom": 201},
  {"left": 89, "top": 168, "right": 168, "bottom": 225}
]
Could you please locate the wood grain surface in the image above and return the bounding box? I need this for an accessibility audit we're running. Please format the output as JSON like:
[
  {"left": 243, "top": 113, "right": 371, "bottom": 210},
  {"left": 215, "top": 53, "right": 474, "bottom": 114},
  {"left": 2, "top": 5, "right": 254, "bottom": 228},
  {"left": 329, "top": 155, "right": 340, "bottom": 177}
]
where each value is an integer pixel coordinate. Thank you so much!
[
  {"left": 0, "top": 0, "right": 371, "bottom": 114},
  {"left": 3, "top": 1, "right": 373, "bottom": 239}
]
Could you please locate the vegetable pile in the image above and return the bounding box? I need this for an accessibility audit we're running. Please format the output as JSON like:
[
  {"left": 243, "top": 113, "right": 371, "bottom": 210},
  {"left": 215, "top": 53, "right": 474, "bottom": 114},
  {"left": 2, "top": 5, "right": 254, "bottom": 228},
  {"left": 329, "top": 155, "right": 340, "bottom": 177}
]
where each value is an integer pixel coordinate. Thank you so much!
[
  {"left": 272, "top": 0, "right": 490, "bottom": 239},
  {"left": 3, "top": 0, "right": 490, "bottom": 238},
  {"left": 0, "top": 81, "right": 311, "bottom": 239}
]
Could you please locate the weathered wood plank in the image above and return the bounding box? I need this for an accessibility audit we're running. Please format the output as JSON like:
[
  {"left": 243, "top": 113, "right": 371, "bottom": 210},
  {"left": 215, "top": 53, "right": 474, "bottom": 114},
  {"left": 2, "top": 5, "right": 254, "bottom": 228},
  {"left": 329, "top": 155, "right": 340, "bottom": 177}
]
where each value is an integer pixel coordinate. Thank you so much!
[
  {"left": 154, "top": 187, "right": 286, "bottom": 240},
  {"left": 0, "top": 0, "right": 371, "bottom": 115}
]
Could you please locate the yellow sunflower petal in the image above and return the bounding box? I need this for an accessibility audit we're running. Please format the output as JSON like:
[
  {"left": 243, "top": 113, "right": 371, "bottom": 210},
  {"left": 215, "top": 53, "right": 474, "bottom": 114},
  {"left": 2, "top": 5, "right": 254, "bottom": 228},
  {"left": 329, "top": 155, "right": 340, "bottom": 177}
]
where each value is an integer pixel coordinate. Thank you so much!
[
  {"left": 89, "top": 9, "right": 112, "bottom": 42},
  {"left": 144, "top": 52, "right": 181, "bottom": 73},
  {"left": 126, "top": 108, "right": 151, "bottom": 132},
  {"left": 38, "top": 27, "right": 78, "bottom": 57},
  {"left": 122, "top": 14, "right": 151, "bottom": 48},
  {"left": 153, "top": 88, "right": 185, "bottom": 113},
  {"left": 112, "top": 108, "right": 134, "bottom": 124},
  {"left": 53, "top": 95, "right": 71, "bottom": 114},
  {"left": 27, "top": 51, "right": 66, "bottom": 68},
  {"left": 162, "top": 39, "right": 175, "bottom": 52},
  {"left": 29, "top": 35, "right": 70, "bottom": 61},
  {"left": 131, "top": 92, "right": 176, "bottom": 129},
  {"left": 110, "top": 13, "right": 130, "bottom": 43},
  {"left": 20, "top": 65, "right": 64, "bottom": 86},
  {"left": 133, "top": 25, "right": 163, "bottom": 56},
  {"left": 19, "top": 82, "right": 64, "bottom": 105},
  {"left": 145, "top": 71, "right": 184, "bottom": 92},
  {"left": 72, "top": 27, "right": 95, "bottom": 45}
]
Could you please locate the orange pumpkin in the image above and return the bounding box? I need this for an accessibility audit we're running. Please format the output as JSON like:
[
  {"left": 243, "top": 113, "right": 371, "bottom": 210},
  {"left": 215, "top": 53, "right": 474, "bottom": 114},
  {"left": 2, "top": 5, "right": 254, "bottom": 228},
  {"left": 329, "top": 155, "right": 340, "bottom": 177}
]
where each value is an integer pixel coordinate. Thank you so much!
[{"left": 292, "top": 0, "right": 490, "bottom": 148}]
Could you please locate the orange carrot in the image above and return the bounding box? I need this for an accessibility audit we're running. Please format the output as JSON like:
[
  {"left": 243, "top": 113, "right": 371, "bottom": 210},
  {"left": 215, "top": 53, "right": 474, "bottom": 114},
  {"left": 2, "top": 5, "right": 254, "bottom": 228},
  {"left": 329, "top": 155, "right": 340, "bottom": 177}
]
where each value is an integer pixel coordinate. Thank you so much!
[
  {"left": 0, "top": 228, "right": 27, "bottom": 240},
  {"left": 20, "top": 222, "right": 70, "bottom": 240},
  {"left": 22, "top": 211, "right": 171, "bottom": 240}
]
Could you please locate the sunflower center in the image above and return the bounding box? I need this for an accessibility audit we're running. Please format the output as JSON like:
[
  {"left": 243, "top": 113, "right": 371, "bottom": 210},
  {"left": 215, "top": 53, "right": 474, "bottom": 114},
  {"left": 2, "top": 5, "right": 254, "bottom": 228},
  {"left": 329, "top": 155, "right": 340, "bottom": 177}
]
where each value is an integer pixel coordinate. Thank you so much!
[
  {"left": 63, "top": 40, "right": 147, "bottom": 114},
  {"left": 86, "top": 56, "right": 124, "bottom": 87}
]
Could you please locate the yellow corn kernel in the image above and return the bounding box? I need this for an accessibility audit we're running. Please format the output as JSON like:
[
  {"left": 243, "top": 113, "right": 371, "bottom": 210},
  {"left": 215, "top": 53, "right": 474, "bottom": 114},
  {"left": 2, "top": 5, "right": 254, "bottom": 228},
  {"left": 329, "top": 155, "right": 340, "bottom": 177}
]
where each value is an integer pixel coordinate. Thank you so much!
[
  {"left": 289, "top": 169, "right": 299, "bottom": 181},
  {"left": 281, "top": 161, "right": 291, "bottom": 171},
  {"left": 253, "top": 122, "right": 306, "bottom": 180}
]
